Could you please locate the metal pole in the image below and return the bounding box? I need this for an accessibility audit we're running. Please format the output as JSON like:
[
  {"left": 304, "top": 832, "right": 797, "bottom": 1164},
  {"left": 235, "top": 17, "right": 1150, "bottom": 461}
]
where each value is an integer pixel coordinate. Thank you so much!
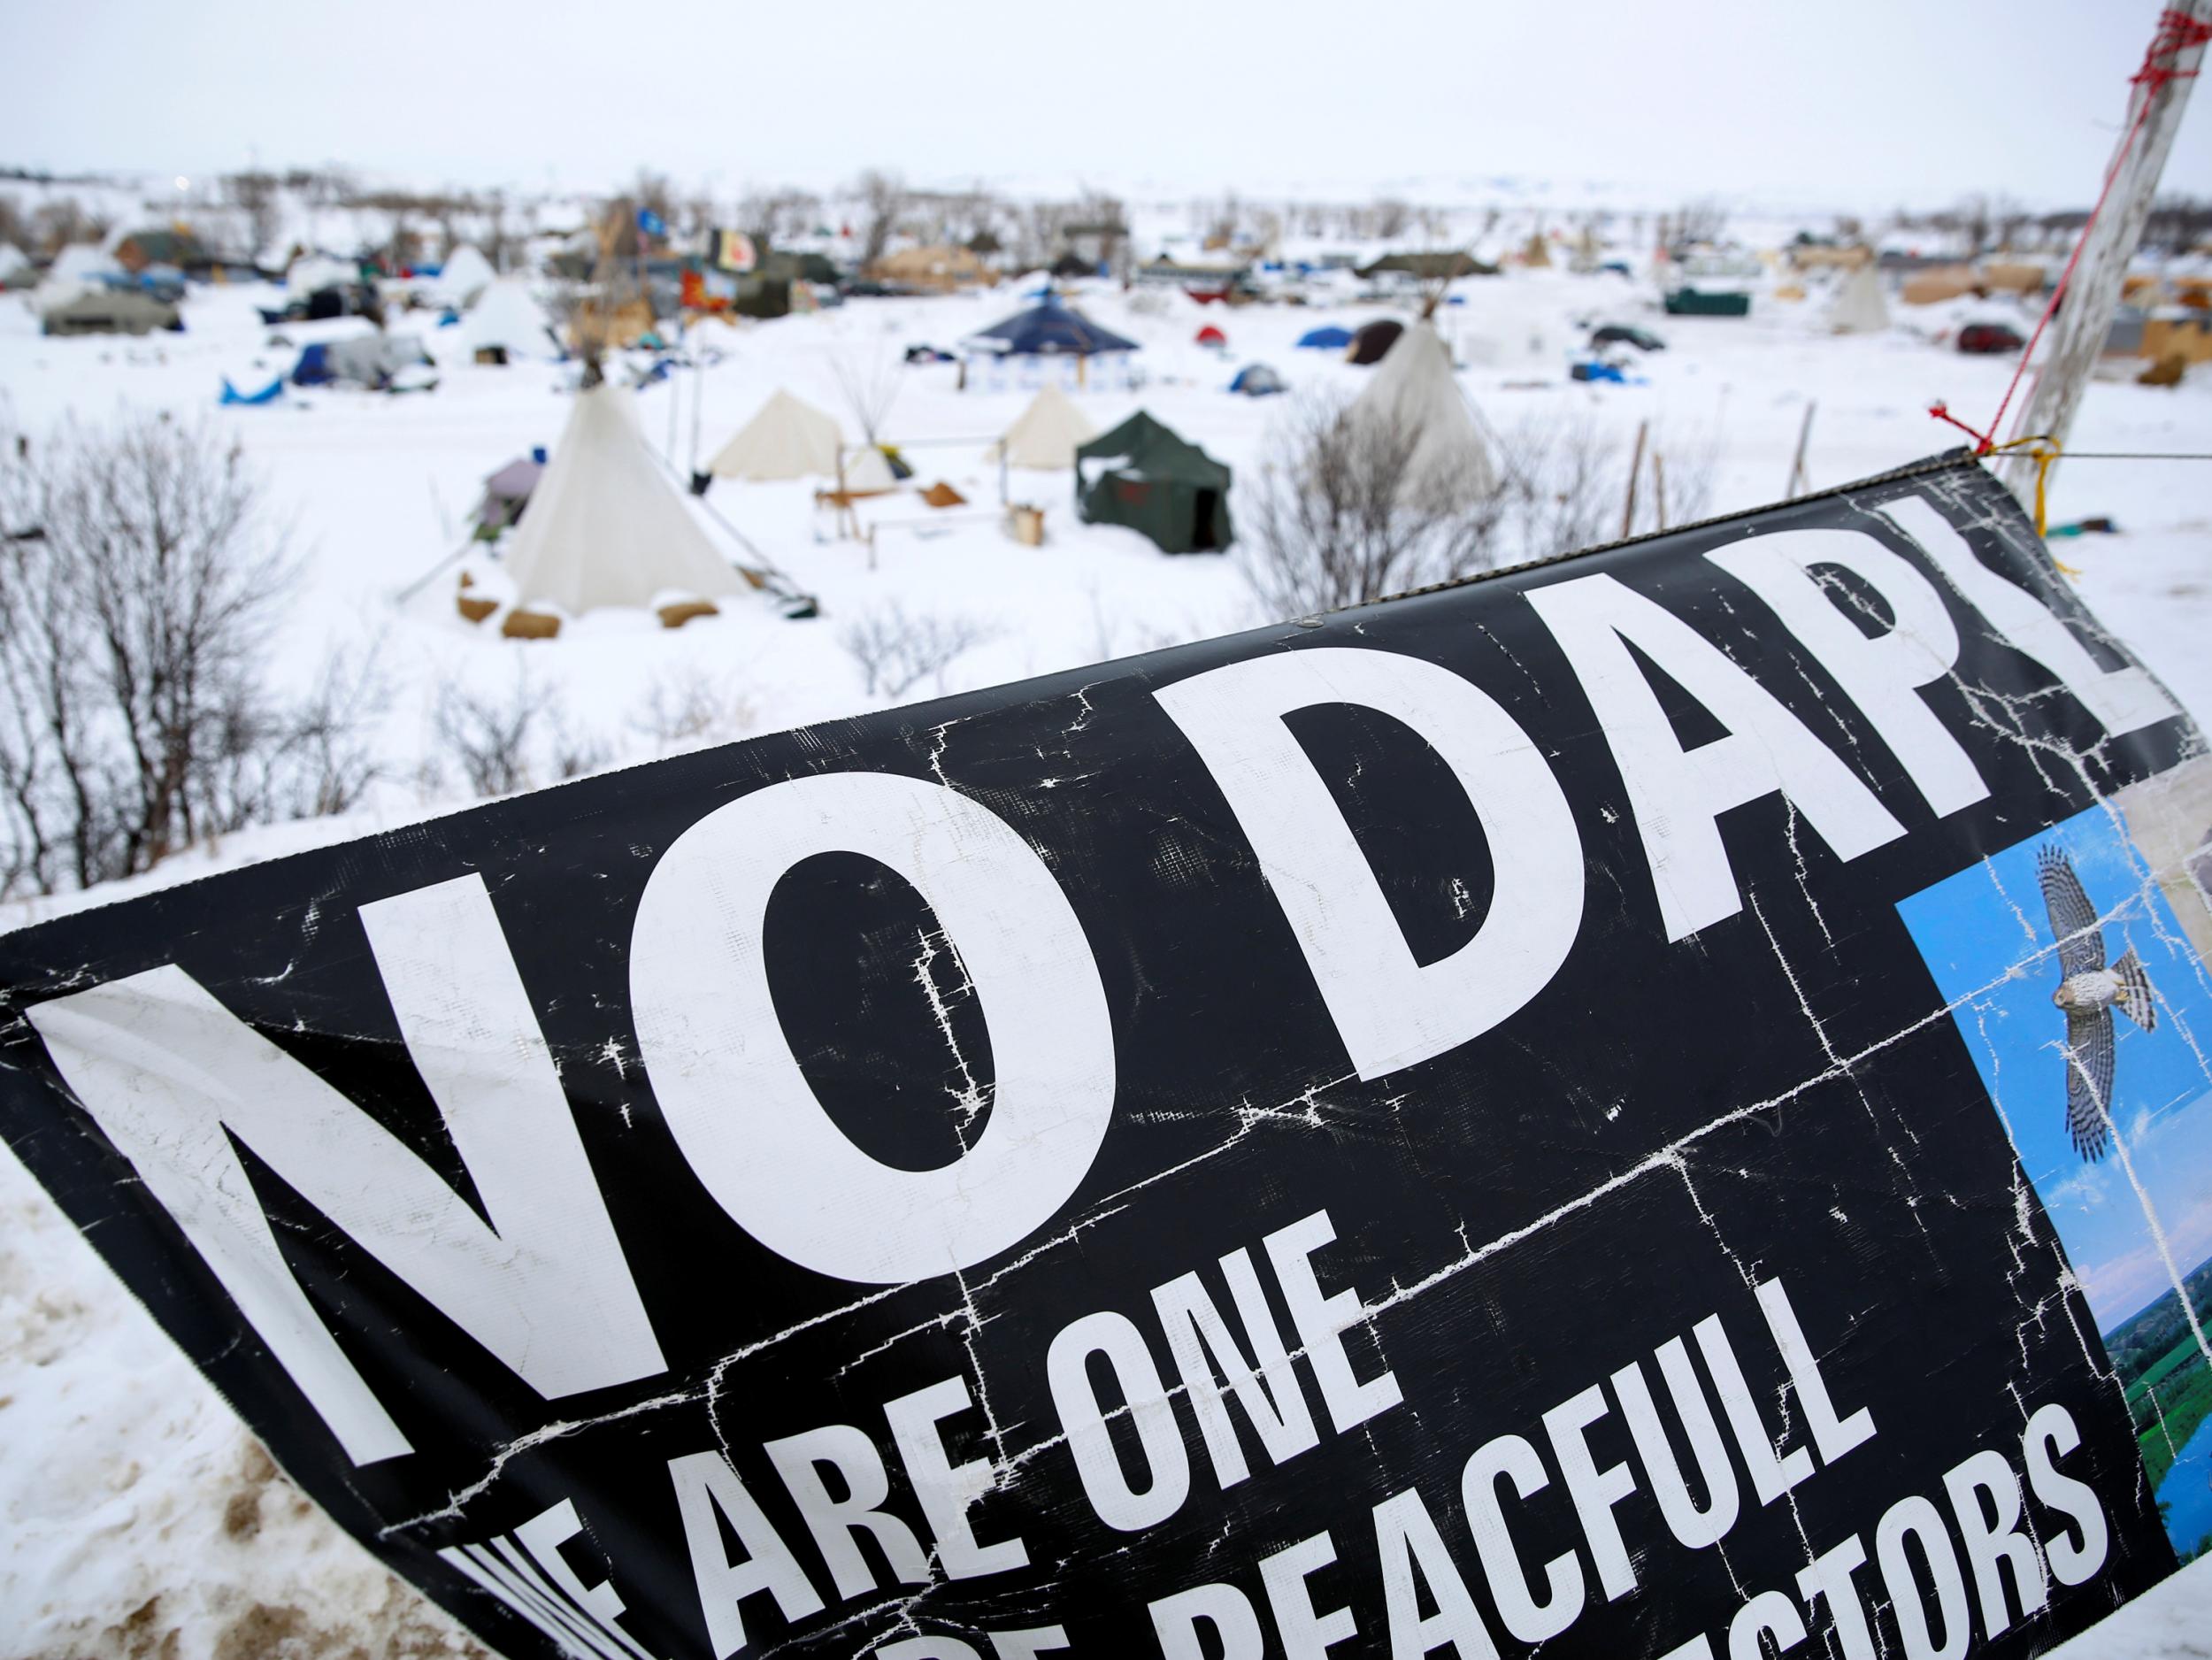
[{"left": 2001, "top": 0, "right": 2210, "bottom": 500}]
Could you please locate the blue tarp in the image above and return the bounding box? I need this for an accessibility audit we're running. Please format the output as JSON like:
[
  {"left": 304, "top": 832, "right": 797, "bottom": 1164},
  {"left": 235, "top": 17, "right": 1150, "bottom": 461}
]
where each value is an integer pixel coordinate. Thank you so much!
[
  {"left": 965, "top": 297, "right": 1137, "bottom": 357},
  {"left": 220, "top": 374, "right": 284, "bottom": 406},
  {"left": 290, "top": 343, "right": 333, "bottom": 386},
  {"left": 1295, "top": 325, "right": 1354, "bottom": 350}
]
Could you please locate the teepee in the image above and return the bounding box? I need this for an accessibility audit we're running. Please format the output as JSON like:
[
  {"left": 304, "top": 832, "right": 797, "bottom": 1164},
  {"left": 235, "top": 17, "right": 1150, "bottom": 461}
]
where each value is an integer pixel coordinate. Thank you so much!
[
  {"left": 504, "top": 383, "right": 741, "bottom": 615},
  {"left": 461, "top": 277, "right": 557, "bottom": 361},
  {"left": 1826, "top": 263, "right": 1889, "bottom": 334},
  {"left": 988, "top": 384, "right": 1098, "bottom": 469},
  {"left": 710, "top": 390, "right": 844, "bottom": 480},
  {"left": 1348, "top": 319, "right": 1495, "bottom": 505},
  {"left": 436, "top": 242, "right": 495, "bottom": 306}
]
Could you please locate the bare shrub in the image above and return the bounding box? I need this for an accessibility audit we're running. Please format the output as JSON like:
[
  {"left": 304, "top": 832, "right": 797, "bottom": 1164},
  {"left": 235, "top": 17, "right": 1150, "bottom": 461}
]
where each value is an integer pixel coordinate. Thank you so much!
[
  {"left": 631, "top": 664, "right": 755, "bottom": 749},
  {"left": 1242, "top": 395, "right": 1723, "bottom": 619},
  {"left": 0, "top": 416, "right": 361, "bottom": 895},
  {"left": 432, "top": 671, "right": 555, "bottom": 798},
  {"left": 1240, "top": 390, "right": 1510, "bottom": 619},
  {"left": 841, "top": 604, "right": 1002, "bottom": 699},
  {"left": 856, "top": 170, "right": 908, "bottom": 269}
]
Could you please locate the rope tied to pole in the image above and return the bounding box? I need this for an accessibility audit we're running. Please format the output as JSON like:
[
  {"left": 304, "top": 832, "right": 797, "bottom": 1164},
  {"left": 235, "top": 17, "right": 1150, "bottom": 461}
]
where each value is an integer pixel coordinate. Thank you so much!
[{"left": 1931, "top": 7, "right": 2212, "bottom": 454}]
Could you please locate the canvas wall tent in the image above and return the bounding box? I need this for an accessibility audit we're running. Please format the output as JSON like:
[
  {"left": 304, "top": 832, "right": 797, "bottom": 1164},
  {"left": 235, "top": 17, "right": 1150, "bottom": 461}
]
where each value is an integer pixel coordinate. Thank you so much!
[
  {"left": 435, "top": 243, "right": 496, "bottom": 307},
  {"left": 114, "top": 228, "right": 212, "bottom": 274},
  {"left": 987, "top": 384, "right": 1098, "bottom": 469},
  {"left": 1296, "top": 324, "right": 1355, "bottom": 350},
  {"left": 1346, "top": 319, "right": 1404, "bottom": 365},
  {"left": 505, "top": 382, "right": 742, "bottom": 615},
  {"left": 710, "top": 389, "right": 845, "bottom": 481},
  {"left": 1075, "top": 411, "right": 1233, "bottom": 555},
  {"left": 1826, "top": 263, "right": 1890, "bottom": 334},
  {"left": 1348, "top": 319, "right": 1495, "bottom": 506},
  {"left": 460, "top": 278, "right": 557, "bottom": 363},
  {"left": 868, "top": 244, "right": 992, "bottom": 291}
]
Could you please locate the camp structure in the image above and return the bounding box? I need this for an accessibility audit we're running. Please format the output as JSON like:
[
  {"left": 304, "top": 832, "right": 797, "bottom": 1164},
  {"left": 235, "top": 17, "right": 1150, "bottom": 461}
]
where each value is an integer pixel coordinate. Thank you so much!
[
  {"left": 1900, "top": 266, "right": 1978, "bottom": 306},
  {"left": 460, "top": 278, "right": 557, "bottom": 363},
  {"left": 1074, "top": 411, "right": 1233, "bottom": 555},
  {"left": 1229, "top": 363, "right": 1286, "bottom": 396},
  {"left": 867, "top": 244, "right": 993, "bottom": 293},
  {"left": 1826, "top": 263, "right": 1890, "bottom": 334},
  {"left": 1348, "top": 319, "right": 1495, "bottom": 507},
  {"left": 1297, "top": 323, "right": 1355, "bottom": 350},
  {"left": 434, "top": 243, "right": 496, "bottom": 307},
  {"left": 40, "top": 287, "right": 181, "bottom": 336},
  {"left": 473, "top": 454, "right": 545, "bottom": 537},
  {"left": 710, "top": 389, "right": 845, "bottom": 481},
  {"left": 0, "top": 243, "right": 32, "bottom": 289},
  {"left": 1346, "top": 319, "right": 1405, "bottom": 365},
  {"left": 285, "top": 253, "right": 359, "bottom": 296},
  {"left": 1194, "top": 324, "right": 1227, "bottom": 349},
  {"left": 987, "top": 384, "right": 1097, "bottom": 470},
  {"left": 1356, "top": 251, "right": 1498, "bottom": 281},
  {"left": 291, "top": 332, "right": 435, "bottom": 389},
  {"left": 963, "top": 296, "right": 1139, "bottom": 391},
  {"left": 839, "top": 445, "right": 900, "bottom": 495},
  {"left": 504, "top": 382, "right": 742, "bottom": 616}
]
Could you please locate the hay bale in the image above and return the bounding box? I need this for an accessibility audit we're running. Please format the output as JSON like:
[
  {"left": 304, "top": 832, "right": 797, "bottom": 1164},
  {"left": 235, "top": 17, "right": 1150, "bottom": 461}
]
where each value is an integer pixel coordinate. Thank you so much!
[
  {"left": 657, "top": 599, "right": 720, "bottom": 629},
  {"left": 1771, "top": 282, "right": 1806, "bottom": 303},
  {"left": 457, "top": 594, "right": 499, "bottom": 624},
  {"left": 501, "top": 608, "right": 562, "bottom": 640},
  {"left": 2139, "top": 351, "right": 2187, "bottom": 388}
]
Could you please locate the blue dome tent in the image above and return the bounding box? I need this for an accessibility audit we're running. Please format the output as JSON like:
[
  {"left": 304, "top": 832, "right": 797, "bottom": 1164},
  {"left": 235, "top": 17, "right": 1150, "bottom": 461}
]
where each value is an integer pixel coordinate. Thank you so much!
[{"left": 1296, "top": 324, "right": 1355, "bottom": 350}]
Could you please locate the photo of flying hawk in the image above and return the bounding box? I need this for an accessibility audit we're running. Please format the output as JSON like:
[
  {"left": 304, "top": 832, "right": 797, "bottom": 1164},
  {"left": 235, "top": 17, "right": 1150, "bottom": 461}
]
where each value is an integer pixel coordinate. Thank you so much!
[{"left": 2039, "top": 845, "right": 2158, "bottom": 1162}]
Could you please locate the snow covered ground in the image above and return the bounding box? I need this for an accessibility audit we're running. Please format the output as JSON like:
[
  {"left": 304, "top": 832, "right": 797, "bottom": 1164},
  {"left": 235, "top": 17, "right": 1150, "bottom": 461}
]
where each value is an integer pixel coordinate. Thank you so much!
[{"left": 1, "top": 263, "right": 2208, "bottom": 1656}]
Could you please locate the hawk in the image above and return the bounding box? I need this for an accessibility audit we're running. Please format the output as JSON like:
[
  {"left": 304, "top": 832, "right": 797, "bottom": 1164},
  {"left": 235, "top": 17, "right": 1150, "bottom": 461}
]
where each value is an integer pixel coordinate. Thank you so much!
[{"left": 2039, "top": 845, "right": 2156, "bottom": 1162}]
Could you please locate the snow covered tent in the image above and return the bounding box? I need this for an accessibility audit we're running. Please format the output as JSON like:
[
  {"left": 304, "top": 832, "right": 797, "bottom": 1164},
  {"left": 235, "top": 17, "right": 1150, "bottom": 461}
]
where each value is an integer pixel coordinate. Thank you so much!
[
  {"left": 1230, "top": 364, "right": 1286, "bottom": 396},
  {"left": 1826, "top": 264, "right": 1889, "bottom": 334},
  {"left": 434, "top": 243, "right": 495, "bottom": 307},
  {"left": 1075, "top": 411, "right": 1233, "bottom": 555},
  {"left": 40, "top": 288, "right": 180, "bottom": 336},
  {"left": 1346, "top": 319, "right": 1404, "bottom": 365},
  {"left": 0, "top": 243, "right": 30, "bottom": 287},
  {"left": 285, "top": 253, "right": 358, "bottom": 295},
  {"left": 460, "top": 278, "right": 557, "bottom": 363},
  {"left": 505, "top": 382, "right": 742, "bottom": 615},
  {"left": 1297, "top": 324, "right": 1354, "bottom": 350},
  {"left": 987, "top": 384, "right": 1098, "bottom": 469},
  {"left": 473, "top": 455, "right": 544, "bottom": 535},
  {"left": 1348, "top": 319, "right": 1494, "bottom": 506},
  {"left": 710, "top": 389, "right": 844, "bottom": 481},
  {"left": 291, "top": 333, "right": 434, "bottom": 388}
]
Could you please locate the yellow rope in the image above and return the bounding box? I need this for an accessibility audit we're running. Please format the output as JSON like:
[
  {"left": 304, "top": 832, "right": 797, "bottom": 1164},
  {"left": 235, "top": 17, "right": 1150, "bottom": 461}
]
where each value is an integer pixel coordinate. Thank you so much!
[{"left": 1986, "top": 435, "right": 2073, "bottom": 573}]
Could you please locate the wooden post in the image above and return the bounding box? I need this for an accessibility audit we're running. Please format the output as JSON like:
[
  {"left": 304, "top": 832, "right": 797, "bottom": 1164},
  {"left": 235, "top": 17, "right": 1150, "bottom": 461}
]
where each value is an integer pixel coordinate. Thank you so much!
[
  {"left": 1787, "top": 400, "right": 1817, "bottom": 498},
  {"left": 1653, "top": 453, "right": 1670, "bottom": 531},
  {"left": 2001, "top": 0, "right": 2210, "bottom": 501},
  {"left": 1621, "top": 419, "right": 1647, "bottom": 538}
]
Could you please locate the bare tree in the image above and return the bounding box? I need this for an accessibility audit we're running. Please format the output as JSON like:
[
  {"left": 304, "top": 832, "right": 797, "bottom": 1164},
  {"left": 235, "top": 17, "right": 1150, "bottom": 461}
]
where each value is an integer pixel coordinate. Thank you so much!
[
  {"left": 856, "top": 170, "right": 908, "bottom": 268},
  {"left": 631, "top": 664, "right": 755, "bottom": 749},
  {"left": 0, "top": 417, "right": 382, "bottom": 895},
  {"left": 841, "top": 604, "right": 1002, "bottom": 698},
  {"left": 219, "top": 171, "right": 283, "bottom": 264},
  {"left": 29, "top": 196, "right": 109, "bottom": 256},
  {"left": 1374, "top": 198, "right": 1411, "bottom": 240}
]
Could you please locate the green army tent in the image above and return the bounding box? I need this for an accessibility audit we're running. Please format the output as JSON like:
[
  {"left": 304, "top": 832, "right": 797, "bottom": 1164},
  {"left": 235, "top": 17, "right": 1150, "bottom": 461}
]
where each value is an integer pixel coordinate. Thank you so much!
[{"left": 1074, "top": 411, "right": 1233, "bottom": 555}]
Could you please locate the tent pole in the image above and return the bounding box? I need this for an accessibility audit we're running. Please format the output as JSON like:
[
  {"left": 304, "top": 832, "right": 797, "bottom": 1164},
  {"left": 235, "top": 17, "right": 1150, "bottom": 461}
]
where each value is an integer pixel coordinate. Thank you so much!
[{"left": 1786, "top": 400, "right": 1816, "bottom": 498}]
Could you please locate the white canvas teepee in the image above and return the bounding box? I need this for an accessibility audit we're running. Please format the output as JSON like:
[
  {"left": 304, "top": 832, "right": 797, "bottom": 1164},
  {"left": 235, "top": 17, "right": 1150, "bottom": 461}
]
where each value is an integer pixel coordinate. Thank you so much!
[
  {"left": 1348, "top": 319, "right": 1495, "bottom": 504},
  {"left": 841, "top": 444, "right": 899, "bottom": 493},
  {"left": 461, "top": 278, "right": 556, "bottom": 361},
  {"left": 436, "top": 243, "right": 495, "bottom": 307},
  {"left": 710, "top": 389, "right": 844, "bottom": 480},
  {"left": 504, "top": 383, "right": 741, "bottom": 615},
  {"left": 988, "top": 384, "right": 1098, "bottom": 469},
  {"left": 1827, "top": 263, "right": 1890, "bottom": 334}
]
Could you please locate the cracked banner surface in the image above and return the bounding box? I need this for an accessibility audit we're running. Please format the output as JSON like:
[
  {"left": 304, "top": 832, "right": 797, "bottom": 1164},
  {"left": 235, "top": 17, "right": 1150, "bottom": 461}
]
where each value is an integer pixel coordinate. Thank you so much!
[{"left": 3, "top": 450, "right": 2207, "bottom": 1658}]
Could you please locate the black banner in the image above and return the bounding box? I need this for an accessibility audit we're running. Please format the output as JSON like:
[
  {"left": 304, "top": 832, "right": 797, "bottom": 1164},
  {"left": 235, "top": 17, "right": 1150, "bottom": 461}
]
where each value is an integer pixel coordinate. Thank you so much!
[{"left": 4, "top": 451, "right": 2209, "bottom": 1659}]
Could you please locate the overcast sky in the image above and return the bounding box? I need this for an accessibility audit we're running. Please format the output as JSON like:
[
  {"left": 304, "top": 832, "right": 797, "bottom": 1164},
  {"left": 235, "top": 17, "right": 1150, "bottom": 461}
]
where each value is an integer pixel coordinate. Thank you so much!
[{"left": 4, "top": 0, "right": 2205, "bottom": 211}]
